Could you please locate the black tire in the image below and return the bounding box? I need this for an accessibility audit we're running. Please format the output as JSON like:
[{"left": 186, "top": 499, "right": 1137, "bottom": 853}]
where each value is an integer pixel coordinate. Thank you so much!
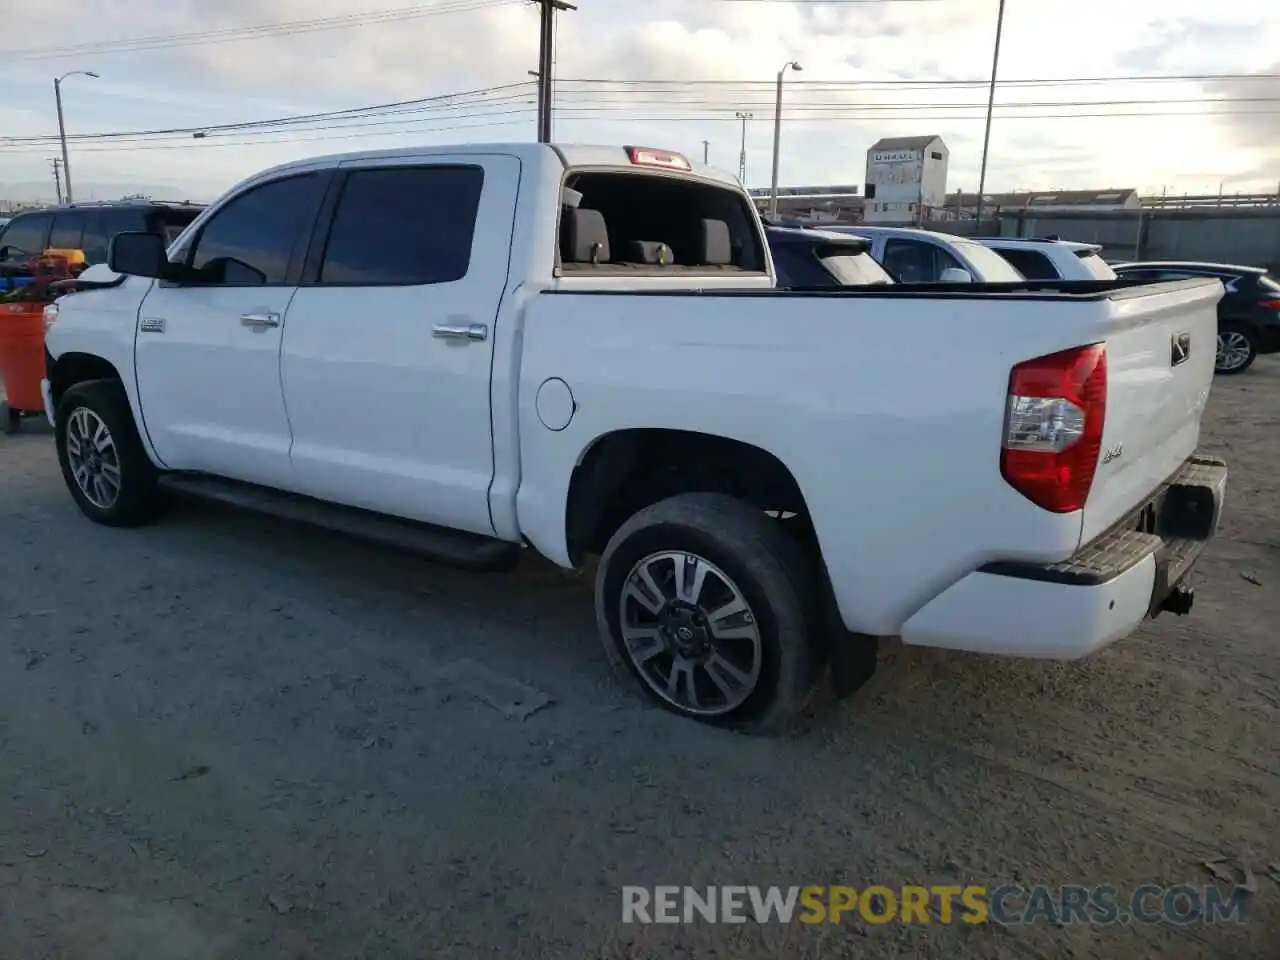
[
  {"left": 1216, "top": 321, "right": 1258, "bottom": 375},
  {"left": 55, "top": 379, "right": 161, "bottom": 527},
  {"left": 594, "top": 492, "right": 824, "bottom": 734}
]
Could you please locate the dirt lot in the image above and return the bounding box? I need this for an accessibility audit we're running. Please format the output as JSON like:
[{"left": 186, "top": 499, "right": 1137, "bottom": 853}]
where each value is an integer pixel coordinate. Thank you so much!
[{"left": 1, "top": 364, "right": 1278, "bottom": 960}]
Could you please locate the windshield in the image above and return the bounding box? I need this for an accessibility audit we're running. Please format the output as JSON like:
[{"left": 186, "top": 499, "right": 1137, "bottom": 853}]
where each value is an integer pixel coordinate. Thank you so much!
[
  {"left": 821, "top": 251, "right": 893, "bottom": 285},
  {"left": 952, "top": 240, "right": 1025, "bottom": 281},
  {"left": 1075, "top": 251, "right": 1116, "bottom": 280}
]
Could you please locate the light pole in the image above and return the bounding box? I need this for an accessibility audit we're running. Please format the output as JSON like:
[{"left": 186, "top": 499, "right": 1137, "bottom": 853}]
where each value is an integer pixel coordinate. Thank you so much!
[
  {"left": 54, "top": 70, "right": 99, "bottom": 204},
  {"left": 769, "top": 60, "right": 801, "bottom": 219},
  {"left": 702, "top": 140, "right": 710, "bottom": 165},
  {"left": 735, "top": 111, "right": 753, "bottom": 183},
  {"left": 974, "top": 0, "right": 1006, "bottom": 229}
]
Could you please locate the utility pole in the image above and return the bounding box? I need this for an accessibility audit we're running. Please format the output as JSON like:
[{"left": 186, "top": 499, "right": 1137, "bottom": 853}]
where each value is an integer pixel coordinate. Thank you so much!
[
  {"left": 531, "top": 0, "right": 576, "bottom": 143},
  {"left": 49, "top": 157, "right": 63, "bottom": 204},
  {"left": 769, "top": 61, "right": 802, "bottom": 219},
  {"left": 702, "top": 140, "right": 710, "bottom": 165},
  {"left": 735, "top": 111, "right": 753, "bottom": 183},
  {"left": 974, "top": 0, "right": 1006, "bottom": 230},
  {"left": 53, "top": 70, "right": 99, "bottom": 205}
]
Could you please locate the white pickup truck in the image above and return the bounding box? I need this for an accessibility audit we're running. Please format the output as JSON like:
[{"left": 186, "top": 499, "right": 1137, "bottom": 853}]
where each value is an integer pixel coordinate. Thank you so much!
[{"left": 41, "top": 142, "right": 1228, "bottom": 733}]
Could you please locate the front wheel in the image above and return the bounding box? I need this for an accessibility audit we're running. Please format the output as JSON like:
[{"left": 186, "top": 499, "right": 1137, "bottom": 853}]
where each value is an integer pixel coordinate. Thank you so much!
[
  {"left": 594, "top": 493, "right": 823, "bottom": 734},
  {"left": 55, "top": 380, "right": 161, "bottom": 527},
  {"left": 1216, "top": 322, "right": 1258, "bottom": 375}
]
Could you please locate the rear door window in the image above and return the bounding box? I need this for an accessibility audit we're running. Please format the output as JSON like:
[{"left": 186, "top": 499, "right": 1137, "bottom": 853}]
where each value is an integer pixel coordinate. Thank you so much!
[
  {"left": 317, "top": 166, "right": 484, "bottom": 286},
  {"left": 49, "top": 212, "right": 86, "bottom": 251},
  {"left": 882, "top": 239, "right": 939, "bottom": 283}
]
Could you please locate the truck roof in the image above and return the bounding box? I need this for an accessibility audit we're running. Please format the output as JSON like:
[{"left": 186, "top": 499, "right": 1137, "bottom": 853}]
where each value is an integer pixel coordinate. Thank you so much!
[{"left": 239, "top": 142, "right": 746, "bottom": 192}]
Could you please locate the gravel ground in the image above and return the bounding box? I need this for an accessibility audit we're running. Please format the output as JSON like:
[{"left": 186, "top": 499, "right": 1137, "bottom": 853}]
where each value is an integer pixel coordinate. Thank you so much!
[{"left": 1, "top": 364, "right": 1278, "bottom": 960}]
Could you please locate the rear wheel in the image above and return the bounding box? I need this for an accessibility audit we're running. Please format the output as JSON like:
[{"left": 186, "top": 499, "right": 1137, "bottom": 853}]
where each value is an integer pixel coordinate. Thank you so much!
[
  {"left": 594, "top": 493, "right": 823, "bottom": 734},
  {"left": 55, "top": 380, "right": 161, "bottom": 527},
  {"left": 1216, "top": 322, "right": 1258, "bottom": 374}
]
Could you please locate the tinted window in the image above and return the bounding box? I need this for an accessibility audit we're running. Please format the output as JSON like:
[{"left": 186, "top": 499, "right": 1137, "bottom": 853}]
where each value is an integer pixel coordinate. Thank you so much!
[
  {"left": 0, "top": 214, "right": 52, "bottom": 260},
  {"left": 80, "top": 213, "right": 110, "bottom": 264},
  {"left": 770, "top": 244, "right": 836, "bottom": 287},
  {"left": 188, "top": 174, "right": 323, "bottom": 285},
  {"left": 882, "top": 239, "right": 938, "bottom": 283},
  {"left": 49, "top": 213, "right": 85, "bottom": 250},
  {"left": 319, "top": 166, "right": 483, "bottom": 285},
  {"left": 994, "top": 248, "right": 1058, "bottom": 280}
]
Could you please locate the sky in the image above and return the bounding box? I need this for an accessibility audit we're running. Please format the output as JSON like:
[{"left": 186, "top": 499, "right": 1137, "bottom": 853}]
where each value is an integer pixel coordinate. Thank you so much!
[{"left": 1, "top": 0, "right": 1279, "bottom": 204}]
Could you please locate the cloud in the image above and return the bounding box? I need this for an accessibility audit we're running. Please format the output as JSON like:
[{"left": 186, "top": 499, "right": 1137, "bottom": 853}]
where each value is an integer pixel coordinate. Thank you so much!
[{"left": 1, "top": 0, "right": 1279, "bottom": 202}]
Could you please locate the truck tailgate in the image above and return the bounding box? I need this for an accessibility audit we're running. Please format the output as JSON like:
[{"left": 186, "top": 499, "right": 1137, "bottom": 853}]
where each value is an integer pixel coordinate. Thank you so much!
[{"left": 1081, "top": 277, "right": 1222, "bottom": 545}]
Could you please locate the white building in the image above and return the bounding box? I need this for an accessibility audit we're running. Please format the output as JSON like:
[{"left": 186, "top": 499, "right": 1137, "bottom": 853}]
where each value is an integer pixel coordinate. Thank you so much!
[{"left": 863, "top": 135, "right": 949, "bottom": 225}]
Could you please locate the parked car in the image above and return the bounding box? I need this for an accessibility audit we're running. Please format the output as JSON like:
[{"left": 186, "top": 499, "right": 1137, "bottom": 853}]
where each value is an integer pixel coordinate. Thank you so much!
[
  {"left": 765, "top": 225, "right": 894, "bottom": 286},
  {"left": 0, "top": 199, "right": 204, "bottom": 270},
  {"left": 973, "top": 236, "right": 1117, "bottom": 281},
  {"left": 815, "top": 224, "right": 1026, "bottom": 283},
  {"left": 42, "top": 141, "right": 1227, "bottom": 732},
  {"left": 1112, "top": 261, "right": 1280, "bottom": 374}
]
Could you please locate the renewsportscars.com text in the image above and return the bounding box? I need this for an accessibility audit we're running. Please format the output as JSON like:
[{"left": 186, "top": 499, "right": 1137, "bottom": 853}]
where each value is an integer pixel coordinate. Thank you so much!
[{"left": 621, "top": 884, "right": 1251, "bottom": 926}]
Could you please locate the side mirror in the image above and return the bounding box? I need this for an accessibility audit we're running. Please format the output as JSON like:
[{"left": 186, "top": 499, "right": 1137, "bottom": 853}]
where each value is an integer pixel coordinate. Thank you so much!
[
  {"left": 939, "top": 267, "right": 974, "bottom": 284},
  {"left": 107, "top": 232, "right": 169, "bottom": 279}
]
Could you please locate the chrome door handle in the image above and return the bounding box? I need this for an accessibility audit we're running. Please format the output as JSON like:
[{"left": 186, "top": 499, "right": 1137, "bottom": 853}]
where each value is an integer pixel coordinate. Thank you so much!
[
  {"left": 432, "top": 323, "right": 488, "bottom": 342},
  {"left": 240, "top": 312, "right": 280, "bottom": 329}
]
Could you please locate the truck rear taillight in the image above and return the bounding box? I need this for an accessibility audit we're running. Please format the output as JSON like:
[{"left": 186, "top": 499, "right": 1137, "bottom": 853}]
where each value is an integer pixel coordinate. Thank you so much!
[{"left": 1001, "top": 344, "right": 1107, "bottom": 513}]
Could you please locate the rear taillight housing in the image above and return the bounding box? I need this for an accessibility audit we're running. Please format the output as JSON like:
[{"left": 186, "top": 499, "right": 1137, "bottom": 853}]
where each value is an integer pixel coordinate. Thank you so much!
[{"left": 1001, "top": 344, "right": 1107, "bottom": 513}]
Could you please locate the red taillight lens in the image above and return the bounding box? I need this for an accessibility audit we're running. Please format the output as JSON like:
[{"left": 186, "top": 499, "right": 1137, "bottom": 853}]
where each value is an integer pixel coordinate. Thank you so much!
[
  {"left": 1259, "top": 298, "right": 1280, "bottom": 310},
  {"left": 1001, "top": 344, "right": 1107, "bottom": 513}
]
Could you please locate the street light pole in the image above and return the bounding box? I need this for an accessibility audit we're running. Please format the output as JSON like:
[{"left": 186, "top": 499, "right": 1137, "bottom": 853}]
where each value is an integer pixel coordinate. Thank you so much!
[
  {"left": 974, "top": 0, "right": 1006, "bottom": 230},
  {"left": 735, "top": 111, "right": 753, "bottom": 183},
  {"left": 702, "top": 140, "right": 709, "bottom": 165},
  {"left": 769, "top": 60, "right": 801, "bottom": 219},
  {"left": 54, "top": 70, "right": 99, "bottom": 204}
]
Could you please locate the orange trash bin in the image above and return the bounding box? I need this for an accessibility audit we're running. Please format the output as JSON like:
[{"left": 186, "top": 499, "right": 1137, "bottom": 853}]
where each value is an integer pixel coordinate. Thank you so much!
[{"left": 0, "top": 248, "right": 84, "bottom": 434}]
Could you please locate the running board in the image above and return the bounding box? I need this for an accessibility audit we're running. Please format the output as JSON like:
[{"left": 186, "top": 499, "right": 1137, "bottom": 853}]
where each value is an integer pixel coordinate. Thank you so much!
[{"left": 157, "top": 474, "right": 521, "bottom": 571}]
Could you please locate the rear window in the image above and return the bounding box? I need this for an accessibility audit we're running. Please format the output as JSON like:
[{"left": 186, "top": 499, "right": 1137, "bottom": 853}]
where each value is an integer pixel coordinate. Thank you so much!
[
  {"left": 992, "top": 247, "right": 1057, "bottom": 280},
  {"left": 558, "top": 171, "right": 765, "bottom": 274}
]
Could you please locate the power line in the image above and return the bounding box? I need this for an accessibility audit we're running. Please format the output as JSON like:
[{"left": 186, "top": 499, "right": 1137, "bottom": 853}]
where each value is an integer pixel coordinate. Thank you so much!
[
  {"left": 0, "top": 0, "right": 518, "bottom": 62},
  {"left": 4, "top": 104, "right": 1276, "bottom": 156}
]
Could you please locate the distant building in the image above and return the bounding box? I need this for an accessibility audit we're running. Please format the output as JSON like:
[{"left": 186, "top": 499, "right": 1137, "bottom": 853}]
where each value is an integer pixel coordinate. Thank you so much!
[{"left": 863, "top": 135, "right": 948, "bottom": 225}]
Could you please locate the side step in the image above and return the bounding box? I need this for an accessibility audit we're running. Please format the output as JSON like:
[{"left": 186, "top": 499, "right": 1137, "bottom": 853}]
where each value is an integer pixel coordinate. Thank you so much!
[{"left": 157, "top": 474, "right": 522, "bottom": 572}]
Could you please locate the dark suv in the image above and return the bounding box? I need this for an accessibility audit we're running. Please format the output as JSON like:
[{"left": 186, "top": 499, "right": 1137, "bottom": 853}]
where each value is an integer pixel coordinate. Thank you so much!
[
  {"left": 1112, "top": 260, "right": 1280, "bottom": 374},
  {"left": 0, "top": 200, "right": 204, "bottom": 273}
]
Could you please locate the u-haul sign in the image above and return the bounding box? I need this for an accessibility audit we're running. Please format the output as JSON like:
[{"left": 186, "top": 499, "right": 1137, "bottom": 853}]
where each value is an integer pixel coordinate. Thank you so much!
[{"left": 870, "top": 150, "right": 917, "bottom": 163}]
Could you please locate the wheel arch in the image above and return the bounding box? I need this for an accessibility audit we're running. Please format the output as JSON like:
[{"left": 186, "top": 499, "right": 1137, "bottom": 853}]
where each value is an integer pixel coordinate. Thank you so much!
[
  {"left": 49, "top": 351, "right": 163, "bottom": 467},
  {"left": 564, "top": 427, "right": 816, "bottom": 565}
]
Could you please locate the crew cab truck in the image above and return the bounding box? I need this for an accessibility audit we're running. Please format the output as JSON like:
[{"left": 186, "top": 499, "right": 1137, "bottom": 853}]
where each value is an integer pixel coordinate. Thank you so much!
[{"left": 42, "top": 142, "right": 1229, "bottom": 733}]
